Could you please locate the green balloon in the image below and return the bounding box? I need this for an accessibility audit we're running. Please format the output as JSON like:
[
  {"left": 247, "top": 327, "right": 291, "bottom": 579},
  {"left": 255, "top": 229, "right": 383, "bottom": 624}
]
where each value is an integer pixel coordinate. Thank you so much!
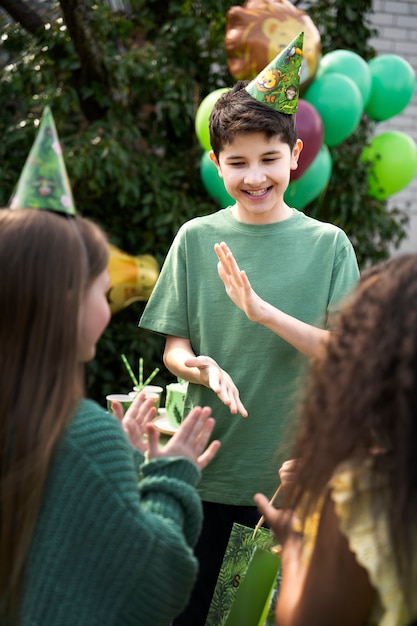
[
  {"left": 361, "top": 131, "right": 417, "bottom": 200},
  {"left": 284, "top": 145, "right": 332, "bottom": 209},
  {"left": 365, "top": 55, "right": 416, "bottom": 121},
  {"left": 195, "top": 88, "right": 229, "bottom": 151},
  {"left": 200, "top": 151, "right": 234, "bottom": 207},
  {"left": 304, "top": 73, "right": 363, "bottom": 147},
  {"left": 317, "top": 49, "right": 371, "bottom": 106}
]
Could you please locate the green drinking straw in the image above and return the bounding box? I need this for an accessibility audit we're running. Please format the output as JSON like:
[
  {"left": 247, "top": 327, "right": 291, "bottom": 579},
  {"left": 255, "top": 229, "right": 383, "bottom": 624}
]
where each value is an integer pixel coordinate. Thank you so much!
[
  {"left": 121, "top": 354, "right": 139, "bottom": 388},
  {"left": 139, "top": 357, "right": 143, "bottom": 389},
  {"left": 140, "top": 367, "right": 160, "bottom": 390}
]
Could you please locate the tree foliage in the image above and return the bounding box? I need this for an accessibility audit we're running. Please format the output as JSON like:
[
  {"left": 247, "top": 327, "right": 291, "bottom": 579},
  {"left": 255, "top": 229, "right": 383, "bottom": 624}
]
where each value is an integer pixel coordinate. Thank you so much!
[{"left": 0, "top": 0, "right": 408, "bottom": 402}]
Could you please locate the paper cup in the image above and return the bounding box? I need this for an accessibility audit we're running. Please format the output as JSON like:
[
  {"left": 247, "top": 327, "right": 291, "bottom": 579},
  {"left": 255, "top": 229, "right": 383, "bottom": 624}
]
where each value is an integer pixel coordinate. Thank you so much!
[
  {"left": 106, "top": 393, "right": 133, "bottom": 414},
  {"left": 129, "top": 385, "right": 163, "bottom": 410}
]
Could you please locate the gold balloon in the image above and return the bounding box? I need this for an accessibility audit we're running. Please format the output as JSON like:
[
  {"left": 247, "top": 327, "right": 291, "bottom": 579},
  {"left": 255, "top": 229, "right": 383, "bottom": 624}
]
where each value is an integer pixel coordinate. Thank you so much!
[
  {"left": 107, "top": 244, "right": 159, "bottom": 314},
  {"left": 225, "top": 0, "right": 321, "bottom": 91}
]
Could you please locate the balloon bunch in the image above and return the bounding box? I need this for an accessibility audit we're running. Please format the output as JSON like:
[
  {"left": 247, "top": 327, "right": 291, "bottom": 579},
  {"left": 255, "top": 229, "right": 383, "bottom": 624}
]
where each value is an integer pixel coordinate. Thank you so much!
[
  {"left": 292, "top": 49, "right": 417, "bottom": 206},
  {"left": 196, "top": 48, "right": 416, "bottom": 210},
  {"left": 360, "top": 54, "right": 417, "bottom": 200}
]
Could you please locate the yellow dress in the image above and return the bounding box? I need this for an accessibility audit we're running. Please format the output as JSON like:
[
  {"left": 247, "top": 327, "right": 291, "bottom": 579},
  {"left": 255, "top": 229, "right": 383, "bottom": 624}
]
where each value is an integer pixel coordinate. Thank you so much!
[{"left": 298, "top": 459, "right": 417, "bottom": 626}]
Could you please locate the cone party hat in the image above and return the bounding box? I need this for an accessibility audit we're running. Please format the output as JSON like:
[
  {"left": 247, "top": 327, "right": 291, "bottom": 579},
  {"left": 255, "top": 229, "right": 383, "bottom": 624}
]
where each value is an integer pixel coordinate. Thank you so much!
[
  {"left": 9, "top": 106, "right": 76, "bottom": 215},
  {"left": 245, "top": 31, "right": 304, "bottom": 115}
]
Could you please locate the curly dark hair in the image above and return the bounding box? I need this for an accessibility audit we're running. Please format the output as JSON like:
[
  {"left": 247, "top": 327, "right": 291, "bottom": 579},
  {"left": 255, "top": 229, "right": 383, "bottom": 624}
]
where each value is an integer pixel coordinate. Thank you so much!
[{"left": 286, "top": 254, "right": 417, "bottom": 592}]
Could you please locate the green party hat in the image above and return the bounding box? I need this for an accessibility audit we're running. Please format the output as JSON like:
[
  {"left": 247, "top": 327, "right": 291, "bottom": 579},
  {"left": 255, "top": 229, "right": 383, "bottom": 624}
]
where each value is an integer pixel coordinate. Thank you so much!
[
  {"left": 9, "top": 106, "right": 76, "bottom": 215},
  {"left": 245, "top": 32, "right": 304, "bottom": 115}
]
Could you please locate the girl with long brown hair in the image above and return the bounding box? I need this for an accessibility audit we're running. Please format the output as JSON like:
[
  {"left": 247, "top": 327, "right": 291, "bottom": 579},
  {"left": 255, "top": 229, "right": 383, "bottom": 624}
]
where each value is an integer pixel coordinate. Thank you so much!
[
  {"left": 0, "top": 208, "right": 220, "bottom": 626},
  {"left": 255, "top": 254, "right": 417, "bottom": 625}
]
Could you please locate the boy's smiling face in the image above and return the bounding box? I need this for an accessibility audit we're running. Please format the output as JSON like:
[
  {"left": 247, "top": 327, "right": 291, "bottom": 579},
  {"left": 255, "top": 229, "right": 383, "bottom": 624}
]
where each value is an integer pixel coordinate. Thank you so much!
[{"left": 211, "top": 132, "right": 302, "bottom": 224}]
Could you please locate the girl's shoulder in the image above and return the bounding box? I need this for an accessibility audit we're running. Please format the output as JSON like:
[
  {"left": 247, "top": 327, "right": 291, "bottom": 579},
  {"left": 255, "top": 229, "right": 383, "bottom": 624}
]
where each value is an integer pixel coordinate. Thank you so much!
[{"left": 69, "top": 398, "right": 126, "bottom": 440}]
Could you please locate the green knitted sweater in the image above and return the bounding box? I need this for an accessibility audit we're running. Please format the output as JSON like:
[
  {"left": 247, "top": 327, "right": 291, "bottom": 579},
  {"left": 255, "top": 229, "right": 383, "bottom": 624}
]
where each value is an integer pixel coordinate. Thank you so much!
[{"left": 22, "top": 399, "right": 203, "bottom": 625}]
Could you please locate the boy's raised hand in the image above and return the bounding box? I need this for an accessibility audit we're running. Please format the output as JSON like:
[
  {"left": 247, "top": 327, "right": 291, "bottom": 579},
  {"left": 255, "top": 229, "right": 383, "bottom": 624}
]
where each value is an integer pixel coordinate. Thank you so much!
[
  {"left": 215, "top": 241, "right": 264, "bottom": 323},
  {"left": 146, "top": 406, "right": 221, "bottom": 471},
  {"left": 184, "top": 355, "right": 248, "bottom": 418}
]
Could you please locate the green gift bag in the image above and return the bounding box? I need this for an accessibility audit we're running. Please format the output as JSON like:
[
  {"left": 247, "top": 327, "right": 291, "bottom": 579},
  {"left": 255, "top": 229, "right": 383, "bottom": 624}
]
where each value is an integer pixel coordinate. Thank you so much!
[{"left": 204, "top": 523, "right": 281, "bottom": 626}]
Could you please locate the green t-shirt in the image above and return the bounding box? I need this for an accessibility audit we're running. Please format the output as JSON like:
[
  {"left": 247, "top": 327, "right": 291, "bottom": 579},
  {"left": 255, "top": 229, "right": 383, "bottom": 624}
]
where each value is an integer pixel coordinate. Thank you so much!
[{"left": 140, "top": 208, "right": 359, "bottom": 505}]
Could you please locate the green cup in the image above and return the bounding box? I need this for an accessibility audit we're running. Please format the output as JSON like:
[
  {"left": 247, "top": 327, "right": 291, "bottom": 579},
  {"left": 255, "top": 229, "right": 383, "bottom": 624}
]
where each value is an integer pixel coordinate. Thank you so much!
[
  {"left": 165, "top": 382, "right": 188, "bottom": 429},
  {"left": 130, "top": 385, "right": 163, "bottom": 410},
  {"left": 106, "top": 393, "right": 133, "bottom": 414}
]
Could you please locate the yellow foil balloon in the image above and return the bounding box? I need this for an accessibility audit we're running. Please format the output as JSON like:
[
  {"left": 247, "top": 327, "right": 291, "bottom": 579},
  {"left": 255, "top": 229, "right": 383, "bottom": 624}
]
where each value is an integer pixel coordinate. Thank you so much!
[
  {"left": 108, "top": 244, "right": 159, "bottom": 314},
  {"left": 225, "top": 0, "right": 321, "bottom": 91}
]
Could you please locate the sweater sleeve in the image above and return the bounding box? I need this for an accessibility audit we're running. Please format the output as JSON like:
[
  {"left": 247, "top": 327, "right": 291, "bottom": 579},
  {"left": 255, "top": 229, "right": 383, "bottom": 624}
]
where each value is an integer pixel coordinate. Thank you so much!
[
  {"left": 25, "top": 399, "right": 203, "bottom": 626},
  {"left": 139, "top": 456, "right": 202, "bottom": 547}
]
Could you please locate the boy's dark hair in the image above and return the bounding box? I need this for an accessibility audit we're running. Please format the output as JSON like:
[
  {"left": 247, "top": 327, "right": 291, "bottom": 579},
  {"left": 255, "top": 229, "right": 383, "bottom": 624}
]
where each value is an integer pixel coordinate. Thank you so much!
[{"left": 209, "top": 81, "right": 298, "bottom": 158}]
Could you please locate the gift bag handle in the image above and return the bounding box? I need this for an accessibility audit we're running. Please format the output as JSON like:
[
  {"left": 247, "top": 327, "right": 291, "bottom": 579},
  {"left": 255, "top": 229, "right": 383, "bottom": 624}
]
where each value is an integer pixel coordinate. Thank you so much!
[{"left": 252, "top": 484, "right": 282, "bottom": 539}]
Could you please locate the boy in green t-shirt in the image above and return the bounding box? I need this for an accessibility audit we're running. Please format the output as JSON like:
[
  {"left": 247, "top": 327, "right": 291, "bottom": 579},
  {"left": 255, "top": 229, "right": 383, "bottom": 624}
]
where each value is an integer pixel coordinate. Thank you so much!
[{"left": 139, "top": 33, "right": 359, "bottom": 625}]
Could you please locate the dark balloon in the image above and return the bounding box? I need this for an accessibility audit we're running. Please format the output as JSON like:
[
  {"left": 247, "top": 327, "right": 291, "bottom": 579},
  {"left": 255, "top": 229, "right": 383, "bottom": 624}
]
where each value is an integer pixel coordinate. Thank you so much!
[{"left": 291, "top": 99, "right": 324, "bottom": 181}]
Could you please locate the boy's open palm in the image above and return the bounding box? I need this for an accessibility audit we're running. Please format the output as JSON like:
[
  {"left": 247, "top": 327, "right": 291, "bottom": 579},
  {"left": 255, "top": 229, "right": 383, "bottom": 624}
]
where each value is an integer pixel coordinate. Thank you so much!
[
  {"left": 215, "top": 242, "right": 265, "bottom": 323},
  {"left": 184, "top": 355, "right": 248, "bottom": 418}
]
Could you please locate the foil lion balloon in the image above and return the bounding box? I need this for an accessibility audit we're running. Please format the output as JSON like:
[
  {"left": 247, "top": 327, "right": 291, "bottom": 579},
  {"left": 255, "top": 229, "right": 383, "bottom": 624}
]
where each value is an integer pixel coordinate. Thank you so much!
[
  {"left": 225, "top": 0, "right": 321, "bottom": 90},
  {"left": 108, "top": 244, "right": 159, "bottom": 314}
]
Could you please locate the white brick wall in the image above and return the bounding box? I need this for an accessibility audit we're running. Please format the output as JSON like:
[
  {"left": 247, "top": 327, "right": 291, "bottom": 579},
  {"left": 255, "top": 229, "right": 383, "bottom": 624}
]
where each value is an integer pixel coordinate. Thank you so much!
[{"left": 369, "top": 0, "right": 417, "bottom": 253}]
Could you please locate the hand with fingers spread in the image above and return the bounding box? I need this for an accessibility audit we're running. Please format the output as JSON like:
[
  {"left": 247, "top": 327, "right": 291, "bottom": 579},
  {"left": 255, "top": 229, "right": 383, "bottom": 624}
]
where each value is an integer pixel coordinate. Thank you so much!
[
  {"left": 215, "top": 241, "right": 265, "bottom": 324},
  {"left": 111, "top": 391, "right": 157, "bottom": 453},
  {"left": 146, "top": 405, "right": 221, "bottom": 470},
  {"left": 253, "top": 492, "right": 298, "bottom": 546},
  {"left": 184, "top": 356, "right": 248, "bottom": 418},
  {"left": 215, "top": 241, "right": 329, "bottom": 358}
]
